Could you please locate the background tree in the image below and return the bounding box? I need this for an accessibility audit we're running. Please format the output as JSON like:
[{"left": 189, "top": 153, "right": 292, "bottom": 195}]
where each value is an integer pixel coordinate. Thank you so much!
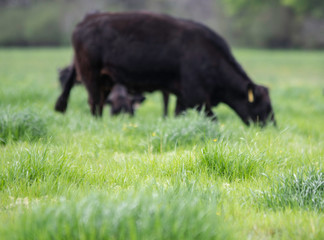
[
  {"left": 222, "top": 0, "right": 324, "bottom": 48},
  {"left": 0, "top": 0, "right": 323, "bottom": 48}
]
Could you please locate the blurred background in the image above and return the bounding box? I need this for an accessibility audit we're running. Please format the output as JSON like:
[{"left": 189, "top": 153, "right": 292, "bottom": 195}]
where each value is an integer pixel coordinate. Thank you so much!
[{"left": 0, "top": 0, "right": 323, "bottom": 49}]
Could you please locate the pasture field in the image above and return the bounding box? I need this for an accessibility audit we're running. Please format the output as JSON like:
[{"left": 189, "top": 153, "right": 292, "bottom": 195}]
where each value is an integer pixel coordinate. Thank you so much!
[{"left": 0, "top": 48, "right": 323, "bottom": 239}]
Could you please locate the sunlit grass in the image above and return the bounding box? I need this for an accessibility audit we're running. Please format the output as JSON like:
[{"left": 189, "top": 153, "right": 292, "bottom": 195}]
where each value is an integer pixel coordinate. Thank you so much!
[
  {"left": 253, "top": 168, "right": 324, "bottom": 211},
  {"left": 0, "top": 109, "right": 47, "bottom": 145},
  {"left": 1, "top": 187, "right": 231, "bottom": 240},
  {"left": 0, "top": 48, "right": 323, "bottom": 239},
  {"left": 200, "top": 140, "right": 264, "bottom": 181}
]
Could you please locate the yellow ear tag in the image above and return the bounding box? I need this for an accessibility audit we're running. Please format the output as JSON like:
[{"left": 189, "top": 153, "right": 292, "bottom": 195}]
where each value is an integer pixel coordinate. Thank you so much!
[{"left": 248, "top": 89, "right": 254, "bottom": 103}]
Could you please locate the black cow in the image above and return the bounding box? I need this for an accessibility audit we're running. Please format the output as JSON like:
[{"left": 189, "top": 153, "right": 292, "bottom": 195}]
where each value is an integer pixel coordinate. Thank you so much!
[
  {"left": 56, "top": 64, "right": 145, "bottom": 116},
  {"left": 56, "top": 12, "right": 275, "bottom": 126}
]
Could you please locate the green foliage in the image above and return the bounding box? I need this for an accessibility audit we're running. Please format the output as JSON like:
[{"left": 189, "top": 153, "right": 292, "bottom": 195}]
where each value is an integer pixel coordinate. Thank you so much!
[
  {"left": 1, "top": 187, "right": 230, "bottom": 240},
  {"left": 253, "top": 168, "right": 324, "bottom": 211},
  {"left": 142, "top": 110, "right": 219, "bottom": 152},
  {"left": 0, "top": 147, "right": 84, "bottom": 192},
  {"left": 0, "top": 109, "right": 47, "bottom": 145},
  {"left": 200, "top": 141, "right": 264, "bottom": 181},
  {"left": 281, "top": 0, "right": 324, "bottom": 17},
  {"left": 24, "top": 2, "right": 63, "bottom": 46},
  {"left": 222, "top": 0, "right": 324, "bottom": 48},
  {"left": 0, "top": 8, "right": 26, "bottom": 45},
  {"left": 0, "top": 0, "right": 324, "bottom": 48},
  {"left": 0, "top": 48, "right": 323, "bottom": 239},
  {"left": 223, "top": 0, "right": 324, "bottom": 18},
  {"left": 0, "top": 1, "right": 63, "bottom": 46}
]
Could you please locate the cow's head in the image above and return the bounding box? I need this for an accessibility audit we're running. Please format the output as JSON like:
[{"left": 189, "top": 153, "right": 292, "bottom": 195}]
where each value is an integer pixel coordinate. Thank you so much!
[
  {"left": 107, "top": 84, "right": 145, "bottom": 116},
  {"left": 228, "top": 83, "right": 276, "bottom": 126}
]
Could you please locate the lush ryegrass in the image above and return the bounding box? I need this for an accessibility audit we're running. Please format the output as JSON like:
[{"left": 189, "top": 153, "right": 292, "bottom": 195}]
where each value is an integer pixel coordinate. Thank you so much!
[
  {"left": 0, "top": 109, "right": 47, "bottom": 144},
  {"left": 253, "top": 168, "right": 324, "bottom": 211},
  {"left": 0, "top": 146, "right": 85, "bottom": 193},
  {"left": 1, "top": 187, "right": 230, "bottom": 240},
  {"left": 200, "top": 140, "right": 264, "bottom": 181},
  {"left": 0, "top": 48, "right": 323, "bottom": 239}
]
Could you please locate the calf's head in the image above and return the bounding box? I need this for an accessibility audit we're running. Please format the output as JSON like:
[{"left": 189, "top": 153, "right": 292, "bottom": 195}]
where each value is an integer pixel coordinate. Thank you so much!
[
  {"left": 107, "top": 84, "right": 145, "bottom": 116},
  {"left": 229, "top": 83, "right": 276, "bottom": 126}
]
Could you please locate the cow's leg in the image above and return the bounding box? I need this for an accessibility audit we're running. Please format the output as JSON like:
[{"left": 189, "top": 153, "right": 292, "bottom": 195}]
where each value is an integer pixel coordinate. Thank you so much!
[
  {"left": 204, "top": 98, "right": 218, "bottom": 121},
  {"left": 91, "top": 84, "right": 101, "bottom": 117},
  {"left": 196, "top": 104, "right": 204, "bottom": 113},
  {"left": 97, "top": 91, "right": 104, "bottom": 117},
  {"left": 195, "top": 97, "right": 217, "bottom": 121},
  {"left": 83, "top": 70, "right": 102, "bottom": 117},
  {"left": 92, "top": 79, "right": 113, "bottom": 117},
  {"left": 55, "top": 66, "right": 76, "bottom": 113},
  {"left": 175, "top": 97, "right": 187, "bottom": 116},
  {"left": 162, "top": 91, "right": 169, "bottom": 117}
]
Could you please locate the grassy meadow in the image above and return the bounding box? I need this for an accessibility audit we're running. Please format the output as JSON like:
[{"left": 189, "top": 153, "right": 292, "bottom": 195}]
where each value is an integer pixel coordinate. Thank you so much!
[{"left": 0, "top": 48, "right": 323, "bottom": 239}]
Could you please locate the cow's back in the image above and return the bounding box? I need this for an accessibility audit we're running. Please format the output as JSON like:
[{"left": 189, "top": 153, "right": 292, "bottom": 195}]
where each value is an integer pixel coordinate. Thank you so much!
[
  {"left": 73, "top": 13, "right": 187, "bottom": 71},
  {"left": 72, "top": 11, "right": 251, "bottom": 95}
]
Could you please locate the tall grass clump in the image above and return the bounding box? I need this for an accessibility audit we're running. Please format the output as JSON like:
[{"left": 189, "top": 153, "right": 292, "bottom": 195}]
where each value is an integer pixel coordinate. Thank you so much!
[
  {"left": 253, "top": 168, "right": 324, "bottom": 211},
  {"left": 115, "top": 110, "right": 219, "bottom": 152},
  {"left": 0, "top": 187, "right": 231, "bottom": 240},
  {"left": 0, "top": 147, "right": 84, "bottom": 192},
  {"left": 200, "top": 141, "right": 264, "bottom": 181},
  {"left": 148, "top": 110, "right": 220, "bottom": 152},
  {"left": 0, "top": 109, "right": 47, "bottom": 145}
]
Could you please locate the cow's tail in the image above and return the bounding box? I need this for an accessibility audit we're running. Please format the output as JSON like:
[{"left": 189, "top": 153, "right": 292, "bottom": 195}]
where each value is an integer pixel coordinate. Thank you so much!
[{"left": 54, "top": 64, "right": 76, "bottom": 113}]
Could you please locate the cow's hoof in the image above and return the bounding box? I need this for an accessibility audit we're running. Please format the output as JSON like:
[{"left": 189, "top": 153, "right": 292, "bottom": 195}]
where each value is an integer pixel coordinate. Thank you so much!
[{"left": 54, "top": 97, "right": 67, "bottom": 113}]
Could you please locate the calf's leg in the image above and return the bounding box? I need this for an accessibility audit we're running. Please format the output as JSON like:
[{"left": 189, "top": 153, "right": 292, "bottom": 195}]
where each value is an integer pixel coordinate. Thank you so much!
[{"left": 162, "top": 91, "right": 169, "bottom": 117}]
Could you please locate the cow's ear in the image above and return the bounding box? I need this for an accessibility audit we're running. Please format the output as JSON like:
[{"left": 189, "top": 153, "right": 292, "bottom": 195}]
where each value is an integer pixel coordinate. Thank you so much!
[{"left": 247, "top": 83, "right": 255, "bottom": 103}]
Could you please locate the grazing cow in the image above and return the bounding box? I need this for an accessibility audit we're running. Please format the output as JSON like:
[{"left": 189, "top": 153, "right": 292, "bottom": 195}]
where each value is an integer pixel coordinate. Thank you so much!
[
  {"left": 57, "top": 11, "right": 275, "bottom": 126},
  {"left": 56, "top": 64, "right": 145, "bottom": 116}
]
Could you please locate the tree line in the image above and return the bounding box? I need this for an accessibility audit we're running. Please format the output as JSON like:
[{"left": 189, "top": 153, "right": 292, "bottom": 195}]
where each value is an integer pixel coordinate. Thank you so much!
[{"left": 0, "top": 0, "right": 323, "bottom": 48}]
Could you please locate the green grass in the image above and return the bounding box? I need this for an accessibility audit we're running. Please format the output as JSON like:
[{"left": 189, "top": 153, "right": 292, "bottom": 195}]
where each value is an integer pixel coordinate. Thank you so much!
[
  {"left": 0, "top": 47, "right": 323, "bottom": 239},
  {"left": 0, "top": 109, "right": 47, "bottom": 144},
  {"left": 1, "top": 187, "right": 229, "bottom": 240},
  {"left": 200, "top": 140, "right": 264, "bottom": 181},
  {"left": 253, "top": 168, "right": 323, "bottom": 211}
]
